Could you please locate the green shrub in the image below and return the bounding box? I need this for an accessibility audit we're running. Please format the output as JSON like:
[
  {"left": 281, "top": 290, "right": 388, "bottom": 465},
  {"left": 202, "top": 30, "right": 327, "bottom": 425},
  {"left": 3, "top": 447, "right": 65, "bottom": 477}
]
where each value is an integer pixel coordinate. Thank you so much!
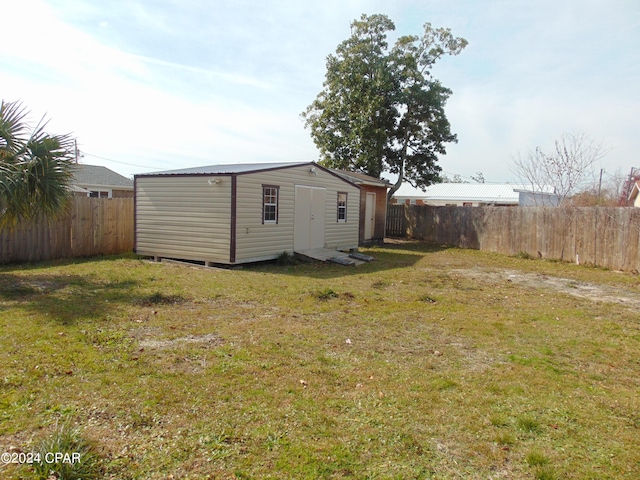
[
  {"left": 494, "top": 431, "right": 515, "bottom": 446},
  {"left": 526, "top": 449, "right": 549, "bottom": 467},
  {"left": 534, "top": 466, "right": 558, "bottom": 480},
  {"left": 489, "top": 414, "right": 509, "bottom": 427},
  {"left": 419, "top": 294, "right": 437, "bottom": 303},
  {"left": 30, "top": 423, "right": 100, "bottom": 480},
  {"left": 314, "top": 288, "right": 339, "bottom": 300},
  {"left": 138, "top": 292, "right": 186, "bottom": 306},
  {"left": 517, "top": 415, "right": 541, "bottom": 433},
  {"left": 276, "top": 251, "right": 299, "bottom": 266}
]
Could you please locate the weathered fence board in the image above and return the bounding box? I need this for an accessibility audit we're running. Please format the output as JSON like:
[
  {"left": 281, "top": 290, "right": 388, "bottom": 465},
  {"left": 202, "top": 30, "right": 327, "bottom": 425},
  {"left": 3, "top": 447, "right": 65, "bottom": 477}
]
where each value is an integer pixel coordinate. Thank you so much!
[
  {"left": 386, "top": 205, "right": 406, "bottom": 237},
  {"left": 0, "top": 197, "right": 134, "bottom": 263},
  {"left": 386, "top": 205, "right": 640, "bottom": 272}
]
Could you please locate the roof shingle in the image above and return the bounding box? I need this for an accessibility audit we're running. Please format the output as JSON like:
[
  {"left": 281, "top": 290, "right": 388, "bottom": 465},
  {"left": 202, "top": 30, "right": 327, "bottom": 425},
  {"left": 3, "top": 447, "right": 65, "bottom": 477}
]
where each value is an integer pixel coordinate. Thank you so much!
[{"left": 72, "top": 165, "right": 133, "bottom": 188}]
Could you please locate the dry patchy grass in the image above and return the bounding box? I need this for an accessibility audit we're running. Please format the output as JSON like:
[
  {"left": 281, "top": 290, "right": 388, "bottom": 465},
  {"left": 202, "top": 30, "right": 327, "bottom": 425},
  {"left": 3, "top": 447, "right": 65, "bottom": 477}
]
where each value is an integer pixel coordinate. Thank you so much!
[{"left": 1, "top": 244, "right": 639, "bottom": 479}]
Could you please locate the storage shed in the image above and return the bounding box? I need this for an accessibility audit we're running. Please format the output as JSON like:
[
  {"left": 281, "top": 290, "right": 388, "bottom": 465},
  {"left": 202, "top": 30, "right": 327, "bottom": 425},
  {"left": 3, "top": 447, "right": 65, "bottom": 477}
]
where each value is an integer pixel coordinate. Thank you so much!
[
  {"left": 330, "top": 169, "right": 390, "bottom": 245},
  {"left": 134, "top": 162, "right": 361, "bottom": 265}
]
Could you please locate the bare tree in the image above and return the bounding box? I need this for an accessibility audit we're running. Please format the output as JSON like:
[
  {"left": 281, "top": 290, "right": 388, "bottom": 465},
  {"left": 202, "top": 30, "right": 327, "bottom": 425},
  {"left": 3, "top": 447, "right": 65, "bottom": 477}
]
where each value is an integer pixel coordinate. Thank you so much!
[
  {"left": 569, "top": 168, "right": 627, "bottom": 206},
  {"left": 511, "top": 133, "right": 609, "bottom": 205},
  {"left": 602, "top": 168, "right": 630, "bottom": 205},
  {"left": 470, "top": 171, "right": 485, "bottom": 183}
]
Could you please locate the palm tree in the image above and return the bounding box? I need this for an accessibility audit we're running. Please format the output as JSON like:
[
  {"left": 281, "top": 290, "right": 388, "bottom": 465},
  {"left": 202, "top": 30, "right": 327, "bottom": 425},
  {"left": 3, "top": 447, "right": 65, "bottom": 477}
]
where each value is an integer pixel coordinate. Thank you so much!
[{"left": 0, "top": 100, "right": 75, "bottom": 229}]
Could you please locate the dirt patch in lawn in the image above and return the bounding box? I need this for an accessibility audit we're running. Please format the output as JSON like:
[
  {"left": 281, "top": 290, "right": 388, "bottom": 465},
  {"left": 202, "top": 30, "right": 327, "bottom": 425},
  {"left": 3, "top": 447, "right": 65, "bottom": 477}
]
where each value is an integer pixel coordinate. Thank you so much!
[
  {"left": 451, "top": 267, "right": 640, "bottom": 308},
  {"left": 138, "top": 333, "right": 222, "bottom": 349}
]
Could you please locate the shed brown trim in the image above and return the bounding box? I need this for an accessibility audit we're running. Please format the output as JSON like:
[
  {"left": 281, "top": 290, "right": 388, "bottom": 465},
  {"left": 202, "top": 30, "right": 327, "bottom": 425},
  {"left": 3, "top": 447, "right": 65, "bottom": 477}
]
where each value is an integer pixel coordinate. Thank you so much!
[
  {"left": 230, "top": 175, "right": 237, "bottom": 263},
  {"left": 133, "top": 176, "right": 138, "bottom": 253}
]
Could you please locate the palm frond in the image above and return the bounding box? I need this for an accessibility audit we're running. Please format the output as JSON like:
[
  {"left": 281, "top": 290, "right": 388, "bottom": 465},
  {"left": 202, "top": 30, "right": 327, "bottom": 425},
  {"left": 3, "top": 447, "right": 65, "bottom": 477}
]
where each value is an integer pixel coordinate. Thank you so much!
[
  {"left": 24, "top": 136, "right": 75, "bottom": 220},
  {"left": 0, "top": 100, "right": 30, "bottom": 157},
  {"left": 0, "top": 100, "right": 75, "bottom": 229}
]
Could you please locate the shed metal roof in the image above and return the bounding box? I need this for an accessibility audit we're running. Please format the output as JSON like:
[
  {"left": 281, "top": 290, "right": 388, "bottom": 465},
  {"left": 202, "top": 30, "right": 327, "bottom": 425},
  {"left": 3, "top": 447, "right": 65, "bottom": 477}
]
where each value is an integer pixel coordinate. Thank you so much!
[
  {"left": 139, "top": 162, "right": 311, "bottom": 176},
  {"left": 330, "top": 169, "right": 391, "bottom": 188}
]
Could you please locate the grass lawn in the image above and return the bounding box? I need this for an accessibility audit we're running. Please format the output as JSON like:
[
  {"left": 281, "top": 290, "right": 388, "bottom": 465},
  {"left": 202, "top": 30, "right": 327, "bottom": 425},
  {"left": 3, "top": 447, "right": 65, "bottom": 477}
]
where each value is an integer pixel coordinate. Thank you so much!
[{"left": 1, "top": 242, "right": 639, "bottom": 479}]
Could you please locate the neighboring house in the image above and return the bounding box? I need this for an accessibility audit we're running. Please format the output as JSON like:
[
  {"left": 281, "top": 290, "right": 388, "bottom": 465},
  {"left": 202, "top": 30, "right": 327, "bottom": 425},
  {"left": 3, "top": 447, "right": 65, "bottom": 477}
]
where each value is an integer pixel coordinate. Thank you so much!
[
  {"left": 134, "top": 162, "right": 361, "bottom": 265},
  {"left": 627, "top": 182, "right": 640, "bottom": 207},
  {"left": 71, "top": 164, "right": 134, "bottom": 198},
  {"left": 391, "top": 183, "right": 559, "bottom": 206},
  {"left": 513, "top": 188, "right": 560, "bottom": 207},
  {"left": 330, "top": 169, "right": 390, "bottom": 245}
]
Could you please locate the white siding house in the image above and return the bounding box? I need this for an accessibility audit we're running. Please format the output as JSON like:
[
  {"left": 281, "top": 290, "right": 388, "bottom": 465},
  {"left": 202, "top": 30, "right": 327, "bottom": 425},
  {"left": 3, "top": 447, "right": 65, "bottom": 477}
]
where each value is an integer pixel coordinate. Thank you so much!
[
  {"left": 513, "top": 188, "right": 560, "bottom": 206},
  {"left": 392, "top": 183, "right": 559, "bottom": 206},
  {"left": 627, "top": 182, "right": 640, "bottom": 207},
  {"left": 134, "top": 162, "right": 360, "bottom": 265},
  {"left": 72, "top": 164, "right": 134, "bottom": 198}
]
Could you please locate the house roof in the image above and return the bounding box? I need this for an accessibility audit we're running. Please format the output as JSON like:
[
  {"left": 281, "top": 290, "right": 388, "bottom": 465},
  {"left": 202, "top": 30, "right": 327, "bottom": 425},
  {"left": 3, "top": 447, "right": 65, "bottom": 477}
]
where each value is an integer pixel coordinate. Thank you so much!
[
  {"left": 140, "top": 162, "right": 311, "bottom": 176},
  {"left": 393, "top": 183, "right": 518, "bottom": 203},
  {"left": 393, "top": 183, "right": 556, "bottom": 203},
  {"left": 72, "top": 164, "right": 133, "bottom": 189},
  {"left": 70, "top": 185, "right": 89, "bottom": 193},
  {"left": 329, "top": 169, "right": 391, "bottom": 188}
]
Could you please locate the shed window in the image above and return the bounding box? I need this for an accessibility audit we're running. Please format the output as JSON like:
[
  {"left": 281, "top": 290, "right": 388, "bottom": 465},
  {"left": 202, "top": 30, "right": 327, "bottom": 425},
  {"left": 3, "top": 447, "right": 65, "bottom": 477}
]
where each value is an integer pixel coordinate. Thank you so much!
[
  {"left": 263, "top": 185, "right": 279, "bottom": 224},
  {"left": 337, "top": 192, "right": 347, "bottom": 222}
]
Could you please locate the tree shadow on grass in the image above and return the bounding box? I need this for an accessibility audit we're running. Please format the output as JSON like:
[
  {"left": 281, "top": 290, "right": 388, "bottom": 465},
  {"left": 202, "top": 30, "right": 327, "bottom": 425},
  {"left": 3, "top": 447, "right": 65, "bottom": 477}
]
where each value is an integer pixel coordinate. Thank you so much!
[
  {"left": 247, "top": 240, "right": 451, "bottom": 279},
  {"left": 0, "top": 252, "right": 139, "bottom": 272},
  {"left": 0, "top": 244, "right": 451, "bottom": 322},
  {"left": 0, "top": 272, "right": 140, "bottom": 325}
]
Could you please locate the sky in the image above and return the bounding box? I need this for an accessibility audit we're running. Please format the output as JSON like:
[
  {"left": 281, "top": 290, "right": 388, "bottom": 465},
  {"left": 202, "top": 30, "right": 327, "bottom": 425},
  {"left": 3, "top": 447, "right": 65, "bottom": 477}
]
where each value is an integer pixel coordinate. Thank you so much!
[{"left": 1, "top": 0, "right": 639, "bottom": 186}]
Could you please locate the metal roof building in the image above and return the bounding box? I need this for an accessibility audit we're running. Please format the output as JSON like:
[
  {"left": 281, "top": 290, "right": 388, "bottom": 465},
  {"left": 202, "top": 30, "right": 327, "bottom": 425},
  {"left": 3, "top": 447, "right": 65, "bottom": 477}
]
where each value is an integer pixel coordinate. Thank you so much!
[
  {"left": 392, "top": 183, "right": 559, "bottom": 206},
  {"left": 143, "top": 162, "right": 307, "bottom": 176},
  {"left": 134, "top": 161, "right": 367, "bottom": 265}
]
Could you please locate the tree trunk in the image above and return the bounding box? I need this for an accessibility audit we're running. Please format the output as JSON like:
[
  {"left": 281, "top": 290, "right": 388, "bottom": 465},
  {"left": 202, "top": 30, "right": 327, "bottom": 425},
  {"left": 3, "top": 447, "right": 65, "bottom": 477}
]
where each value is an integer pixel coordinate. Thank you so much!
[
  {"left": 387, "top": 171, "right": 403, "bottom": 204},
  {"left": 387, "top": 130, "right": 411, "bottom": 204}
]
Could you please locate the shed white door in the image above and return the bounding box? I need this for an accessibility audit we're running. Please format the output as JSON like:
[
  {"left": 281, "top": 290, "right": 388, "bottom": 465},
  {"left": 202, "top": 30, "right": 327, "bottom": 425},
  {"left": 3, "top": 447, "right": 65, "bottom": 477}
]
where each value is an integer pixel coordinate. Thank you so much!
[
  {"left": 294, "top": 185, "right": 326, "bottom": 251},
  {"left": 364, "top": 192, "right": 376, "bottom": 241}
]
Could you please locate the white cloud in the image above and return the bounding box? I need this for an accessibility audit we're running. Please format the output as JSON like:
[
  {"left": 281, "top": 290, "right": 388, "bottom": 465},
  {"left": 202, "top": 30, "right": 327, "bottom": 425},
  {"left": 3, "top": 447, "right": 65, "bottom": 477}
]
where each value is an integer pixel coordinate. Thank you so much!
[{"left": 2, "top": 0, "right": 638, "bottom": 183}]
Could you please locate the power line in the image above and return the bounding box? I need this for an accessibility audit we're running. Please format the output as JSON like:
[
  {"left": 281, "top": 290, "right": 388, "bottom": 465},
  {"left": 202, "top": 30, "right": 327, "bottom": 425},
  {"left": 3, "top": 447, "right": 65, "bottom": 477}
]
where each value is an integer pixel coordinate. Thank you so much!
[
  {"left": 81, "top": 152, "right": 158, "bottom": 170},
  {"left": 439, "top": 170, "right": 507, "bottom": 184}
]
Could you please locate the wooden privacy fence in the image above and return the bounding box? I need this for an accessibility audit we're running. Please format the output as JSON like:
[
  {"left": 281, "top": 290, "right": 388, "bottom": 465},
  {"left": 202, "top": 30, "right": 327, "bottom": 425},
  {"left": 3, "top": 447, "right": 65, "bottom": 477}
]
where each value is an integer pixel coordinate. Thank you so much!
[
  {"left": 0, "top": 197, "right": 134, "bottom": 263},
  {"left": 386, "top": 204, "right": 407, "bottom": 237},
  {"left": 386, "top": 204, "right": 640, "bottom": 272}
]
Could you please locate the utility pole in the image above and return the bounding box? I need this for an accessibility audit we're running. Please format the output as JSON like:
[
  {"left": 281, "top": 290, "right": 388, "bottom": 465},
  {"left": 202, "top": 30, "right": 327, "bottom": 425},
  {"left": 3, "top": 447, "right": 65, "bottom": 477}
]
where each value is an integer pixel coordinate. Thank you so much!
[
  {"left": 597, "top": 168, "right": 603, "bottom": 204},
  {"left": 621, "top": 167, "right": 639, "bottom": 206}
]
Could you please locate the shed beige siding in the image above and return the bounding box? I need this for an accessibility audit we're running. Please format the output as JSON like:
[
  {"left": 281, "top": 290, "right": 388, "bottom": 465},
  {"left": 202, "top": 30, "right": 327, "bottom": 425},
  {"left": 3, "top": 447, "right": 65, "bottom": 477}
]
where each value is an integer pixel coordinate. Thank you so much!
[
  {"left": 135, "top": 164, "right": 360, "bottom": 265},
  {"left": 234, "top": 165, "right": 360, "bottom": 263},
  {"left": 135, "top": 176, "right": 231, "bottom": 263}
]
